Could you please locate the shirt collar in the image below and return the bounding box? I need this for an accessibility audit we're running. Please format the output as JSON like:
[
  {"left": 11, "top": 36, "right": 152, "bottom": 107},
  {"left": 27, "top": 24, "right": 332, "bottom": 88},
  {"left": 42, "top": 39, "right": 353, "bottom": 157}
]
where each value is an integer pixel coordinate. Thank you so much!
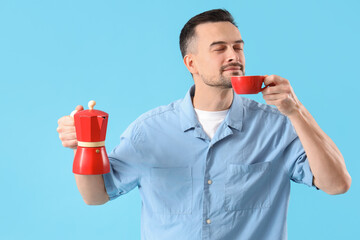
[
  {"left": 224, "top": 89, "right": 243, "bottom": 132},
  {"left": 179, "top": 85, "right": 243, "bottom": 132},
  {"left": 179, "top": 85, "right": 199, "bottom": 132}
]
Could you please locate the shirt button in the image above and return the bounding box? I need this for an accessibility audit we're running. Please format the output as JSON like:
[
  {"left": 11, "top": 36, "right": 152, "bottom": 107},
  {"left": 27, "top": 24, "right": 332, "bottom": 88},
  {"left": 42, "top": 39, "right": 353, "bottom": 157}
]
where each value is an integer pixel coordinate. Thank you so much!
[
  {"left": 207, "top": 180, "right": 212, "bottom": 185},
  {"left": 206, "top": 219, "right": 211, "bottom": 224}
]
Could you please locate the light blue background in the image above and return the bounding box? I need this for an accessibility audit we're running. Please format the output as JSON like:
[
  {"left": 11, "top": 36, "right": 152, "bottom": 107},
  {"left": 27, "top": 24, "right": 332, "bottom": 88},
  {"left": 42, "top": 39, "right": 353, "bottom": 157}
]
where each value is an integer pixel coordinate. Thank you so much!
[{"left": 0, "top": 0, "right": 359, "bottom": 239}]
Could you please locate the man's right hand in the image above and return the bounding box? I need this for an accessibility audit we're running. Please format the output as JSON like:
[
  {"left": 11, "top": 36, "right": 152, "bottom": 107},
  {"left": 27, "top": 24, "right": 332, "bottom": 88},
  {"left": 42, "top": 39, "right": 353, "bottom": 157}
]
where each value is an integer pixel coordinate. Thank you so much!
[
  {"left": 57, "top": 105, "right": 109, "bottom": 205},
  {"left": 57, "top": 105, "right": 84, "bottom": 149}
]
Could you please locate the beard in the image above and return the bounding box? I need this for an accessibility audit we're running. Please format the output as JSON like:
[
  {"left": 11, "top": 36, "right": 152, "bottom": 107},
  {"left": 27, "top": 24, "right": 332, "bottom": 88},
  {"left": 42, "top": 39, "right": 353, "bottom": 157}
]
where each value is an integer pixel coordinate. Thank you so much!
[{"left": 200, "top": 63, "right": 245, "bottom": 89}]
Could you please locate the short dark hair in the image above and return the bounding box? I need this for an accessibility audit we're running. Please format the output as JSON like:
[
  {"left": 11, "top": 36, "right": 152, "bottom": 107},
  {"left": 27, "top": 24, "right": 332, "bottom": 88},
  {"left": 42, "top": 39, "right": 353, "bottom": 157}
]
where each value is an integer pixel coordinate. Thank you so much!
[{"left": 179, "top": 9, "right": 238, "bottom": 58}]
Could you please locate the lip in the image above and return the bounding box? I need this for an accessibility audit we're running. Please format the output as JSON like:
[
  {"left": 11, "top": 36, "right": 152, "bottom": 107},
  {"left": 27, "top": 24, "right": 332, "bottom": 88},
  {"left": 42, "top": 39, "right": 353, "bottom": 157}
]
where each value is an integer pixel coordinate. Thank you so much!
[{"left": 223, "top": 68, "right": 241, "bottom": 71}]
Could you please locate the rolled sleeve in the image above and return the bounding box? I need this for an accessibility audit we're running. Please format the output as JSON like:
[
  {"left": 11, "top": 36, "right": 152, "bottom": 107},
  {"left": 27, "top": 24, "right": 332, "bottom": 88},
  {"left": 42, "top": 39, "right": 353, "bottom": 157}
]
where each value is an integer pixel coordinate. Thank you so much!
[
  {"left": 103, "top": 126, "right": 143, "bottom": 200},
  {"left": 289, "top": 151, "right": 314, "bottom": 187},
  {"left": 283, "top": 120, "right": 317, "bottom": 189}
]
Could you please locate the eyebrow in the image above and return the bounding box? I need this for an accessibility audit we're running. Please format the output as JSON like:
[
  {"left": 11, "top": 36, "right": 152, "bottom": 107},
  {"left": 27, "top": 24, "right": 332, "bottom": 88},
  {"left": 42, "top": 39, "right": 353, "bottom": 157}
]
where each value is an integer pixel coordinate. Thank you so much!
[{"left": 209, "top": 40, "right": 245, "bottom": 47}]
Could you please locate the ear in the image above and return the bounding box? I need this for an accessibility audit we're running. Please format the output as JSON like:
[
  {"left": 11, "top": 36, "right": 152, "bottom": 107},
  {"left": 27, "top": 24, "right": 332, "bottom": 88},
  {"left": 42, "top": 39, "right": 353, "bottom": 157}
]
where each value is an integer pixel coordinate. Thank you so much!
[{"left": 183, "top": 54, "right": 198, "bottom": 75}]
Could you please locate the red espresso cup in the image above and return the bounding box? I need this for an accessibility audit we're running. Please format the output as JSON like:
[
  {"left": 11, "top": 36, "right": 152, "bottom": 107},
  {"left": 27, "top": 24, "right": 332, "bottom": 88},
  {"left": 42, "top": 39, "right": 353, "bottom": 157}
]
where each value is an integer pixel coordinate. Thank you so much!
[{"left": 231, "top": 75, "right": 266, "bottom": 94}]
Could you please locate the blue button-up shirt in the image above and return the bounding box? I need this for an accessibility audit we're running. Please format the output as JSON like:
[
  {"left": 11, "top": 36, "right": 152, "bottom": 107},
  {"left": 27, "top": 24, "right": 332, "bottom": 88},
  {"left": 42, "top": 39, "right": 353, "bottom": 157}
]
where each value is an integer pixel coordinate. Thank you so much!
[{"left": 103, "top": 85, "right": 315, "bottom": 240}]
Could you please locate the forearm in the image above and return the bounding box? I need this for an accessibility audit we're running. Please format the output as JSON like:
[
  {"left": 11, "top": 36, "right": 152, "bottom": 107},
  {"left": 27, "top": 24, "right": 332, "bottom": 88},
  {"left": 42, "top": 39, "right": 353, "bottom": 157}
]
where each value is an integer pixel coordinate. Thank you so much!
[
  {"left": 74, "top": 174, "right": 109, "bottom": 205},
  {"left": 288, "top": 104, "right": 351, "bottom": 195},
  {"left": 73, "top": 150, "right": 109, "bottom": 205}
]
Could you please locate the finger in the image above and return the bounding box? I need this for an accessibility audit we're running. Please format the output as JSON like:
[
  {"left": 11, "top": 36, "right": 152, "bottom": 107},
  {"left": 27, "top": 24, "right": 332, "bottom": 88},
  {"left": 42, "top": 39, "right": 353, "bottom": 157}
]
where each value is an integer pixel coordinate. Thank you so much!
[
  {"left": 58, "top": 116, "right": 75, "bottom": 126},
  {"left": 61, "top": 139, "right": 78, "bottom": 149},
  {"left": 70, "top": 105, "right": 84, "bottom": 117},
  {"left": 262, "top": 84, "right": 290, "bottom": 95},
  {"left": 59, "top": 132, "right": 77, "bottom": 142},
  {"left": 263, "top": 75, "right": 275, "bottom": 86},
  {"left": 57, "top": 126, "right": 76, "bottom": 134},
  {"left": 263, "top": 93, "right": 288, "bottom": 101},
  {"left": 262, "top": 85, "right": 278, "bottom": 95},
  {"left": 264, "top": 75, "right": 286, "bottom": 87},
  {"left": 70, "top": 110, "right": 77, "bottom": 117},
  {"left": 75, "top": 105, "right": 84, "bottom": 111}
]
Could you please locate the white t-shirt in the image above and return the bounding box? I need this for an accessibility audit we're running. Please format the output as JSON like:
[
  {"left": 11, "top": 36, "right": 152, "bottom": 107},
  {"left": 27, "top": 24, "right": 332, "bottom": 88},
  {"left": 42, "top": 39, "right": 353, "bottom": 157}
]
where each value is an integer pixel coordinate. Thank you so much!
[{"left": 194, "top": 108, "right": 229, "bottom": 139}]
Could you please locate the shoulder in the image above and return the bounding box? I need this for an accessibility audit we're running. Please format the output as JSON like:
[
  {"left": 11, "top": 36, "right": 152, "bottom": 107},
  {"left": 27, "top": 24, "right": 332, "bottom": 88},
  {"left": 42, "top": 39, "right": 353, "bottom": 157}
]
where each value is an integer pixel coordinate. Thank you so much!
[
  {"left": 122, "top": 99, "right": 182, "bottom": 139},
  {"left": 240, "top": 97, "right": 297, "bottom": 143},
  {"left": 239, "top": 97, "right": 292, "bottom": 133},
  {"left": 241, "top": 97, "right": 286, "bottom": 120},
  {"left": 135, "top": 99, "right": 182, "bottom": 124}
]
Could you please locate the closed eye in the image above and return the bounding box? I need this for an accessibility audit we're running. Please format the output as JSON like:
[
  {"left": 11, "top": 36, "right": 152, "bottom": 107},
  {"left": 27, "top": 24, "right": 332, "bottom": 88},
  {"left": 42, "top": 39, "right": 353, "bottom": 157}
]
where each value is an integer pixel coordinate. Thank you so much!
[{"left": 233, "top": 44, "right": 243, "bottom": 51}]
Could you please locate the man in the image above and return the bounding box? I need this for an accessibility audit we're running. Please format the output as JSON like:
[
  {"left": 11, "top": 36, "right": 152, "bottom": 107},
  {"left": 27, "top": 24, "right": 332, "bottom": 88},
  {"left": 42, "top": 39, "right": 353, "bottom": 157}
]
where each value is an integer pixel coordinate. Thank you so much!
[{"left": 57, "top": 9, "right": 351, "bottom": 240}]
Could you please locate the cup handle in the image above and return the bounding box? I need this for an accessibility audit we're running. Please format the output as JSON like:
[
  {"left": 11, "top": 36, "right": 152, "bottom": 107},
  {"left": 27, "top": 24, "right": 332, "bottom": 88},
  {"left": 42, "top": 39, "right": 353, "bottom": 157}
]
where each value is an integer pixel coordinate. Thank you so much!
[
  {"left": 260, "top": 85, "right": 268, "bottom": 92},
  {"left": 260, "top": 82, "right": 275, "bottom": 92}
]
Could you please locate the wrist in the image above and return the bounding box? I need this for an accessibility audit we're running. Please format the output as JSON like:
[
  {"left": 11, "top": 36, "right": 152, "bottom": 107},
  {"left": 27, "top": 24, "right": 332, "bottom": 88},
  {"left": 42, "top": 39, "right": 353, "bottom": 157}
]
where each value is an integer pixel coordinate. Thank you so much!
[{"left": 288, "top": 103, "right": 309, "bottom": 125}]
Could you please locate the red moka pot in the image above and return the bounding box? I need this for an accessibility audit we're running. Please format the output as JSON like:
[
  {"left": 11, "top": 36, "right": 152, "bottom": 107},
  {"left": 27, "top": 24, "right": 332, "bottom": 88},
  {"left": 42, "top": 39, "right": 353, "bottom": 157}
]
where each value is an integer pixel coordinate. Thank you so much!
[{"left": 73, "top": 101, "right": 110, "bottom": 175}]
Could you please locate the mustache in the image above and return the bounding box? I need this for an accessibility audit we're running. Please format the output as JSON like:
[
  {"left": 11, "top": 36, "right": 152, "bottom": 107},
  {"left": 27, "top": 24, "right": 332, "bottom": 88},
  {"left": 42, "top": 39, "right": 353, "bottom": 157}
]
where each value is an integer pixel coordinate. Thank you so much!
[{"left": 220, "top": 63, "right": 244, "bottom": 72}]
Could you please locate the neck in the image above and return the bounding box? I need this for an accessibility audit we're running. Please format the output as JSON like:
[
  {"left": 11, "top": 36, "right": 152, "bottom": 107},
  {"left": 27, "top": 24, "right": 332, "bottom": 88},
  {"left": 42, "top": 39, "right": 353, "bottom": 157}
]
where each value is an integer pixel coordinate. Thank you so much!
[{"left": 192, "top": 83, "right": 233, "bottom": 111}]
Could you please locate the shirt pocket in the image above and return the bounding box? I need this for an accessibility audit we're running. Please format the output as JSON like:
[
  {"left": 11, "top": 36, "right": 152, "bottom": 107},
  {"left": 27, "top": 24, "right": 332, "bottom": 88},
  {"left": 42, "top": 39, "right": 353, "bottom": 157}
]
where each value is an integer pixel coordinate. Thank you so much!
[
  {"left": 225, "top": 162, "right": 271, "bottom": 211},
  {"left": 150, "top": 167, "right": 192, "bottom": 215}
]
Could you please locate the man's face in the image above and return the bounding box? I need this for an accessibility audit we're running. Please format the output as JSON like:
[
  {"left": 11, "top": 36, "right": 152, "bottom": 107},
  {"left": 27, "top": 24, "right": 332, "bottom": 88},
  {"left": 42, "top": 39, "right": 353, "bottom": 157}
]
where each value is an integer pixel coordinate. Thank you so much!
[{"left": 190, "top": 21, "right": 245, "bottom": 88}]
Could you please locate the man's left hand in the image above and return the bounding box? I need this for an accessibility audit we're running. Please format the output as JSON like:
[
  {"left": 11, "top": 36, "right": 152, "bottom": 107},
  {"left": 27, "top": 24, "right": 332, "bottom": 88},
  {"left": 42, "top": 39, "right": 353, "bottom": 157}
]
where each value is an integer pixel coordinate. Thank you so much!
[{"left": 261, "top": 75, "right": 301, "bottom": 117}]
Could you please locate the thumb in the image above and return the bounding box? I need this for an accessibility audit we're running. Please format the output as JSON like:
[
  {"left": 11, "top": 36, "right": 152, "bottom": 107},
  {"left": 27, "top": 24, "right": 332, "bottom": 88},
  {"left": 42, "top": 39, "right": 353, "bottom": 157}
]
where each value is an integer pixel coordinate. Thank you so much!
[
  {"left": 70, "top": 105, "right": 84, "bottom": 117},
  {"left": 75, "top": 105, "right": 84, "bottom": 111}
]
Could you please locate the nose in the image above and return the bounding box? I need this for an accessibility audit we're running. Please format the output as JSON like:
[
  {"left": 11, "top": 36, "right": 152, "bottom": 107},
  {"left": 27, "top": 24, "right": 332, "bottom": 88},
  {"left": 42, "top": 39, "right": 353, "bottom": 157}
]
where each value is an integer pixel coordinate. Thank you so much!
[{"left": 226, "top": 48, "right": 240, "bottom": 63}]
